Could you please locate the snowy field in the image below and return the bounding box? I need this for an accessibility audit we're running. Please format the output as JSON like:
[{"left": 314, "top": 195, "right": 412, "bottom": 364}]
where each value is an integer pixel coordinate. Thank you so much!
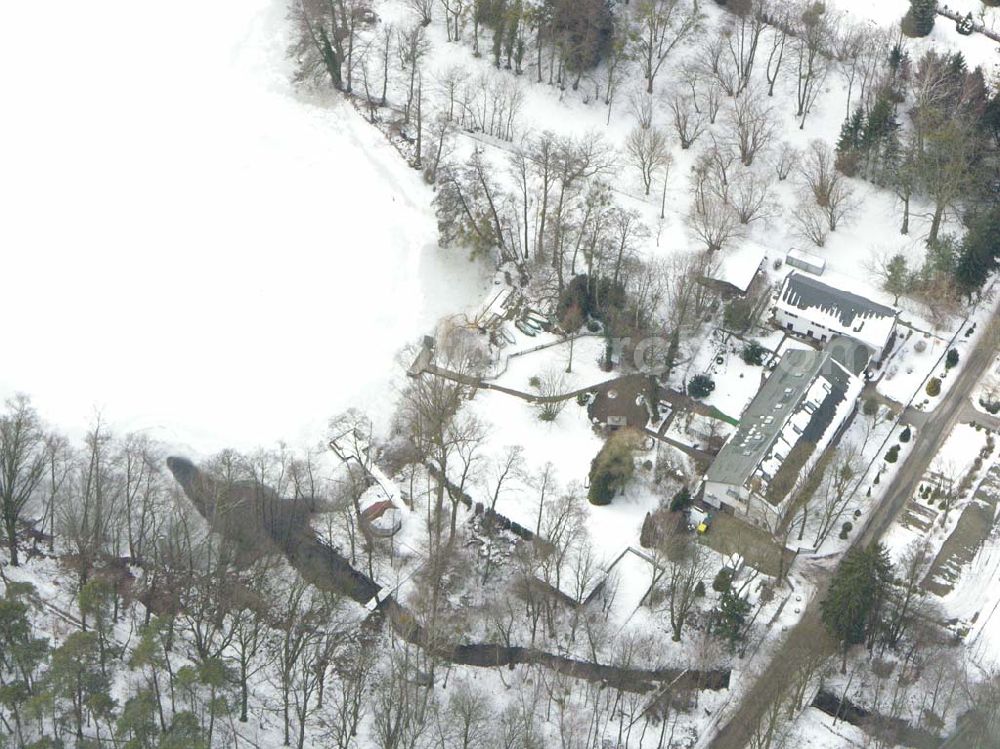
[{"left": 0, "top": 0, "right": 487, "bottom": 455}]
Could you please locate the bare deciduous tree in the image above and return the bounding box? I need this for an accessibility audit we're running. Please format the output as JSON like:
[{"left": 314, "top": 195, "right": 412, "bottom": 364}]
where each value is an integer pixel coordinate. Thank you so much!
[
  {"left": 724, "top": 0, "right": 768, "bottom": 95},
  {"left": 0, "top": 394, "right": 47, "bottom": 566},
  {"left": 695, "top": 34, "right": 739, "bottom": 97},
  {"left": 764, "top": 6, "right": 789, "bottom": 97},
  {"left": 669, "top": 94, "right": 707, "bottom": 149},
  {"left": 655, "top": 532, "right": 710, "bottom": 641},
  {"left": 406, "top": 0, "right": 434, "bottom": 26},
  {"left": 728, "top": 87, "right": 775, "bottom": 166},
  {"left": 793, "top": 1, "right": 837, "bottom": 128},
  {"left": 791, "top": 199, "right": 828, "bottom": 247},
  {"left": 291, "top": 0, "right": 370, "bottom": 92},
  {"left": 731, "top": 169, "right": 775, "bottom": 224},
  {"left": 798, "top": 139, "right": 856, "bottom": 230},
  {"left": 439, "top": 0, "right": 466, "bottom": 42},
  {"left": 631, "top": 0, "right": 703, "bottom": 94},
  {"left": 773, "top": 141, "right": 799, "bottom": 181},
  {"left": 690, "top": 194, "right": 744, "bottom": 253},
  {"left": 625, "top": 125, "right": 671, "bottom": 195}
]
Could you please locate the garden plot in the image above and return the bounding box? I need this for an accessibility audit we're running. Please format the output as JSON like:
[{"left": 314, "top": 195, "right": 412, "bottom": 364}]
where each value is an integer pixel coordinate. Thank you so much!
[
  {"left": 945, "top": 512, "right": 1000, "bottom": 670},
  {"left": 882, "top": 424, "right": 999, "bottom": 600}
]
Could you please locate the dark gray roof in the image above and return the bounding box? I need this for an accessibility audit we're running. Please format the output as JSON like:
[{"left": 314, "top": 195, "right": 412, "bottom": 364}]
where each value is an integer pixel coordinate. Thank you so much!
[
  {"left": 706, "top": 348, "right": 825, "bottom": 487},
  {"left": 706, "top": 338, "right": 860, "bottom": 489},
  {"left": 825, "top": 336, "right": 872, "bottom": 376},
  {"left": 780, "top": 272, "right": 898, "bottom": 328}
]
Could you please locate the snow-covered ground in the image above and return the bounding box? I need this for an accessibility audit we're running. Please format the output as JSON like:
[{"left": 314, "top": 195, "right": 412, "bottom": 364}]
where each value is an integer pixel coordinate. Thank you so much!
[{"left": 0, "top": 0, "right": 488, "bottom": 456}]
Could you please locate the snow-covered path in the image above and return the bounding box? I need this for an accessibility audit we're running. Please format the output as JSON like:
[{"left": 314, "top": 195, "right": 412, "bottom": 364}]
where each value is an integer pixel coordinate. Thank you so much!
[{"left": 0, "top": 0, "right": 486, "bottom": 453}]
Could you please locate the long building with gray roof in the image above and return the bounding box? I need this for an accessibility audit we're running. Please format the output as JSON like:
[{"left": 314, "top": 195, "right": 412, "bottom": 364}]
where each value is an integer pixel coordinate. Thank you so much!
[{"left": 703, "top": 336, "right": 868, "bottom": 532}]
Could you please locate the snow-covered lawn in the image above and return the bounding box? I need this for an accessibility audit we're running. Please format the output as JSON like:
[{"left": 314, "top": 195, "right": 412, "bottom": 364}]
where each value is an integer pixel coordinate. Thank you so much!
[
  {"left": 0, "top": 0, "right": 487, "bottom": 456},
  {"left": 700, "top": 344, "right": 769, "bottom": 422},
  {"left": 490, "top": 333, "right": 612, "bottom": 393},
  {"left": 880, "top": 285, "right": 1000, "bottom": 410}
]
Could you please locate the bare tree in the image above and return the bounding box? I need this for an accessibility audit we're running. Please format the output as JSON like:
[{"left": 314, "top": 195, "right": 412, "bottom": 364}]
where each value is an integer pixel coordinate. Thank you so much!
[
  {"left": 439, "top": 0, "right": 466, "bottom": 42},
  {"left": 792, "top": 1, "right": 836, "bottom": 128},
  {"left": 834, "top": 18, "right": 868, "bottom": 119},
  {"left": 798, "top": 139, "right": 856, "bottom": 230},
  {"left": 534, "top": 370, "right": 569, "bottom": 421},
  {"left": 731, "top": 169, "right": 775, "bottom": 224},
  {"left": 798, "top": 140, "right": 837, "bottom": 205},
  {"left": 603, "top": 27, "right": 633, "bottom": 124},
  {"left": 772, "top": 141, "right": 799, "bottom": 181},
  {"left": 763, "top": 5, "right": 789, "bottom": 97},
  {"left": 372, "top": 643, "right": 434, "bottom": 749},
  {"left": 628, "top": 88, "right": 655, "bottom": 130},
  {"left": 0, "top": 395, "right": 47, "bottom": 566},
  {"left": 656, "top": 533, "right": 710, "bottom": 641},
  {"left": 689, "top": 194, "right": 743, "bottom": 252},
  {"left": 291, "top": 0, "right": 370, "bottom": 92},
  {"left": 327, "top": 637, "right": 376, "bottom": 748},
  {"left": 378, "top": 22, "right": 394, "bottom": 105},
  {"left": 669, "top": 94, "right": 707, "bottom": 149},
  {"left": 824, "top": 179, "right": 856, "bottom": 231},
  {"left": 229, "top": 557, "right": 276, "bottom": 723},
  {"left": 893, "top": 132, "right": 919, "bottom": 235},
  {"left": 406, "top": 0, "right": 434, "bottom": 26},
  {"left": 438, "top": 681, "right": 492, "bottom": 748},
  {"left": 724, "top": 0, "right": 768, "bottom": 95},
  {"left": 920, "top": 118, "right": 980, "bottom": 246},
  {"left": 40, "top": 431, "right": 73, "bottom": 553},
  {"left": 631, "top": 0, "right": 703, "bottom": 94},
  {"left": 60, "top": 418, "right": 122, "bottom": 586},
  {"left": 118, "top": 433, "right": 165, "bottom": 563},
  {"left": 812, "top": 444, "right": 860, "bottom": 547},
  {"left": 625, "top": 125, "right": 671, "bottom": 195},
  {"left": 398, "top": 23, "right": 430, "bottom": 124},
  {"left": 728, "top": 87, "right": 775, "bottom": 166},
  {"left": 695, "top": 34, "right": 739, "bottom": 97},
  {"left": 791, "top": 199, "right": 828, "bottom": 247}
]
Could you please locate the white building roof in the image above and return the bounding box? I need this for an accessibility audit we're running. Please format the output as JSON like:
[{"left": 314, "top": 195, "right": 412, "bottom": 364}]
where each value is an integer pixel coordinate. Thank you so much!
[
  {"left": 786, "top": 248, "right": 826, "bottom": 274},
  {"left": 776, "top": 272, "right": 899, "bottom": 353},
  {"left": 710, "top": 244, "right": 766, "bottom": 293}
]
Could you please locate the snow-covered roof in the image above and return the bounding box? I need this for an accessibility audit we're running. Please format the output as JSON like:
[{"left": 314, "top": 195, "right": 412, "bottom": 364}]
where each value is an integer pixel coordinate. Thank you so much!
[
  {"left": 785, "top": 248, "right": 826, "bottom": 274},
  {"left": 706, "top": 337, "right": 865, "bottom": 494},
  {"left": 777, "top": 273, "right": 899, "bottom": 352},
  {"left": 709, "top": 244, "right": 766, "bottom": 293}
]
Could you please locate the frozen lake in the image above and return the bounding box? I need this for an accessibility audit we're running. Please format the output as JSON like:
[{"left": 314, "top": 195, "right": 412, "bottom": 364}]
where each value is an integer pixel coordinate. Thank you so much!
[{"left": 0, "top": 0, "right": 486, "bottom": 454}]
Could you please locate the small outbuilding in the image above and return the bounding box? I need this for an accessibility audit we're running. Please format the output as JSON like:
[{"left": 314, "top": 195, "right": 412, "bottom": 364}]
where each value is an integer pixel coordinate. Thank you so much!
[
  {"left": 785, "top": 248, "right": 826, "bottom": 276},
  {"left": 707, "top": 244, "right": 767, "bottom": 295}
]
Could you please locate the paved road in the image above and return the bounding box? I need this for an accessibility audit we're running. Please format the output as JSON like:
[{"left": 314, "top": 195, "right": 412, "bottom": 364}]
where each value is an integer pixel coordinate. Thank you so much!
[{"left": 707, "top": 318, "right": 999, "bottom": 749}]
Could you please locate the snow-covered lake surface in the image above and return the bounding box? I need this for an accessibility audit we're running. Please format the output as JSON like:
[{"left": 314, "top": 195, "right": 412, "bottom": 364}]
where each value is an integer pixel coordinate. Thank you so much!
[{"left": 0, "top": 0, "right": 487, "bottom": 455}]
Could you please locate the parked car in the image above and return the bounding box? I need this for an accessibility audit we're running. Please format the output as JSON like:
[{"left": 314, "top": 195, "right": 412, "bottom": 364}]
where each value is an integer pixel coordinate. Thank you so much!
[
  {"left": 515, "top": 319, "right": 537, "bottom": 337},
  {"left": 525, "top": 310, "right": 551, "bottom": 330},
  {"left": 521, "top": 316, "right": 544, "bottom": 333}
]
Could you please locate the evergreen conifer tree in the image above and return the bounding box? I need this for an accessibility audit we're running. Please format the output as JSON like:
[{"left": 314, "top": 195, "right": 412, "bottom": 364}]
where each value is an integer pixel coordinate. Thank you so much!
[
  {"left": 821, "top": 543, "right": 893, "bottom": 672},
  {"left": 903, "top": 0, "right": 936, "bottom": 37}
]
